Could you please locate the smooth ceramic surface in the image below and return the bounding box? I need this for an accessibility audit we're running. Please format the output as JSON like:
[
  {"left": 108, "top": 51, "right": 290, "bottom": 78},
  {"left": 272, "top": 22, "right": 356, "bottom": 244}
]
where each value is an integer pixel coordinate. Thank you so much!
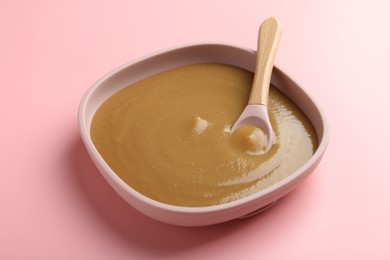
[{"left": 78, "top": 43, "right": 329, "bottom": 226}]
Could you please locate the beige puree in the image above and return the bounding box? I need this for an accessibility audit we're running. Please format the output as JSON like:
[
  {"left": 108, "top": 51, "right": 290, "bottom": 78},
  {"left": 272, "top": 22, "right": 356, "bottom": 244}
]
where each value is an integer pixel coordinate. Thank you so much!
[{"left": 91, "top": 64, "right": 318, "bottom": 207}]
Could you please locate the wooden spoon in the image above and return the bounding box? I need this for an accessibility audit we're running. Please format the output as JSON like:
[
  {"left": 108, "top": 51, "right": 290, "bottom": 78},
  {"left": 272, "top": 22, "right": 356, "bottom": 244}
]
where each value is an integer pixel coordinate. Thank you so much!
[{"left": 231, "top": 17, "right": 282, "bottom": 154}]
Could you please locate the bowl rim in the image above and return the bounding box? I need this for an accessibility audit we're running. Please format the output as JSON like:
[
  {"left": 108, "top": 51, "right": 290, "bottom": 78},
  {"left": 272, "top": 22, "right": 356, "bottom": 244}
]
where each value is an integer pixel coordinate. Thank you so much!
[{"left": 78, "top": 41, "right": 330, "bottom": 215}]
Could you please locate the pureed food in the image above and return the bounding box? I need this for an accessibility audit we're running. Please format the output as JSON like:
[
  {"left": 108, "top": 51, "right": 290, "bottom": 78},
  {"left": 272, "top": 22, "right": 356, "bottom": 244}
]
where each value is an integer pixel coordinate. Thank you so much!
[{"left": 91, "top": 64, "right": 318, "bottom": 207}]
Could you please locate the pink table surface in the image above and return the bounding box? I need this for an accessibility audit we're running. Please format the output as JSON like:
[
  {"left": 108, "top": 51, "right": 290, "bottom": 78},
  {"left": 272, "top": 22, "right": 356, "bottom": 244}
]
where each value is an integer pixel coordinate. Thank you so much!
[{"left": 2, "top": 0, "right": 390, "bottom": 259}]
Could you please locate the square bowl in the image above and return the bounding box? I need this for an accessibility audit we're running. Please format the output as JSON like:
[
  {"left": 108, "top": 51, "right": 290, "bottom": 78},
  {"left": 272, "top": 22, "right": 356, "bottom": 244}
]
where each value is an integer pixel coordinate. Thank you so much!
[{"left": 78, "top": 43, "right": 329, "bottom": 226}]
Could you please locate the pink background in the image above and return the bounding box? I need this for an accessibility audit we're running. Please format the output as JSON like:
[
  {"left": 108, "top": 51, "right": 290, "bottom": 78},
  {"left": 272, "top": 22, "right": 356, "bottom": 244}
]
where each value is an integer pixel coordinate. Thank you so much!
[{"left": 2, "top": 0, "right": 390, "bottom": 259}]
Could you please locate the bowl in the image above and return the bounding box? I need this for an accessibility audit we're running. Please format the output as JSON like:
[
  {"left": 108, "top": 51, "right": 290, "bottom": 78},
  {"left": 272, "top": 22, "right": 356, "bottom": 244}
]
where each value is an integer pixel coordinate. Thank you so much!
[{"left": 78, "top": 42, "right": 329, "bottom": 226}]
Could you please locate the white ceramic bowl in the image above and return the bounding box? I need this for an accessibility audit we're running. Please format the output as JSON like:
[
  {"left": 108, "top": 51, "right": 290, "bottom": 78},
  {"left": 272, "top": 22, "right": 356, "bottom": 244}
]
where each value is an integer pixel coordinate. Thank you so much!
[{"left": 78, "top": 43, "right": 329, "bottom": 226}]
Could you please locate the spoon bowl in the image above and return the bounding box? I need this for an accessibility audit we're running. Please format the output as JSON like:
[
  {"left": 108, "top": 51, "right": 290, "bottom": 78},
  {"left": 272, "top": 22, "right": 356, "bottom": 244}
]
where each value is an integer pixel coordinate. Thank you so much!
[{"left": 231, "top": 104, "right": 274, "bottom": 153}]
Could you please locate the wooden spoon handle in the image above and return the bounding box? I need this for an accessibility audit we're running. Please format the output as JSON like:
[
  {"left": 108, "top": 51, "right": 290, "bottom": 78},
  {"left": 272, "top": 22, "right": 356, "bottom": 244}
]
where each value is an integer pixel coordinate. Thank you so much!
[{"left": 248, "top": 17, "right": 282, "bottom": 105}]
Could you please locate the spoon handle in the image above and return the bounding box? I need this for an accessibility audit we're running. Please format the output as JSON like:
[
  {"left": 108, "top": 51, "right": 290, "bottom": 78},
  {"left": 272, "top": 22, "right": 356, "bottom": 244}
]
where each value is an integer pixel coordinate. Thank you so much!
[{"left": 248, "top": 17, "right": 282, "bottom": 105}]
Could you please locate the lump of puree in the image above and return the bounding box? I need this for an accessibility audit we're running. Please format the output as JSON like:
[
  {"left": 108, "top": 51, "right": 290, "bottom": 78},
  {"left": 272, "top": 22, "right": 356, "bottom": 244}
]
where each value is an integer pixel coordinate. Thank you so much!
[{"left": 90, "top": 64, "right": 318, "bottom": 207}]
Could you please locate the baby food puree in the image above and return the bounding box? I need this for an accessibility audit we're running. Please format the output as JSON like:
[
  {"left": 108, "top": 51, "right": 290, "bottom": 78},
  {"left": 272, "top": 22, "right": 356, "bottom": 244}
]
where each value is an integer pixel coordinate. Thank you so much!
[{"left": 91, "top": 63, "right": 317, "bottom": 207}]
